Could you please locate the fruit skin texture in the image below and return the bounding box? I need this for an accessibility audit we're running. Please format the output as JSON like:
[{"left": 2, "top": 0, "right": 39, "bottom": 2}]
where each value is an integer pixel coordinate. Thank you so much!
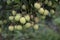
[
  {"left": 20, "top": 17, "right": 26, "bottom": 24},
  {"left": 38, "top": 8, "right": 44, "bottom": 14},
  {"left": 50, "top": 9, "right": 55, "bottom": 14},
  {"left": 33, "top": 24, "right": 39, "bottom": 30},
  {"left": 15, "top": 25, "right": 22, "bottom": 30},
  {"left": 15, "top": 14, "right": 21, "bottom": 21},
  {"left": 34, "top": 2, "right": 41, "bottom": 9},
  {"left": 12, "top": 10, "right": 16, "bottom": 16},
  {"left": 9, "top": 16, "right": 14, "bottom": 21},
  {"left": 48, "top": 1, "right": 52, "bottom": 6},
  {"left": 25, "top": 15, "right": 30, "bottom": 21},
  {"left": 44, "top": 9, "right": 49, "bottom": 15},
  {"left": 8, "top": 25, "right": 14, "bottom": 31},
  {"left": 25, "top": 23, "right": 31, "bottom": 28}
]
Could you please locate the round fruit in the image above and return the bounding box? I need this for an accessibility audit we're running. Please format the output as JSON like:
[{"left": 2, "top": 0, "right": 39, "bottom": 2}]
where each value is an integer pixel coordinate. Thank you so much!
[
  {"left": 20, "top": 17, "right": 26, "bottom": 24},
  {"left": 44, "top": 0, "right": 48, "bottom": 4},
  {"left": 9, "top": 16, "right": 14, "bottom": 21},
  {"left": 15, "top": 25, "right": 22, "bottom": 30},
  {"left": 44, "top": 9, "right": 49, "bottom": 15},
  {"left": 33, "top": 24, "right": 39, "bottom": 30},
  {"left": 41, "top": 16, "right": 46, "bottom": 19},
  {"left": 50, "top": 9, "right": 55, "bottom": 14},
  {"left": 38, "top": 8, "right": 44, "bottom": 14},
  {"left": 24, "top": 14, "right": 30, "bottom": 21},
  {"left": 8, "top": 25, "right": 14, "bottom": 31},
  {"left": 15, "top": 14, "right": 21, "bottom": 21},
  {"left": 34, "top": 2, "right": 41, "bottom": 9},
  {"left": 0, "top": 20, "right": 3, "bottom": 25},
  {"left": 16, "top": 13, "right": 22, "bottom": 16},
  {"left": 48, "top": 1, "right": 52, "bottom": 6},
  {"left": 25, "top": 23, "right": 31, "bottom": 28},
  {"left": 3, "top": 20, "right": 7, "bottom": 24},
  {"left": 12, "top": 10, "right": 16, "bottom": 16},
  {"left": 22, "top": 5, "right": 26, "bottom": 10},
  {"left": 34, "top": 17, "right": 39, "bottom": 23}
]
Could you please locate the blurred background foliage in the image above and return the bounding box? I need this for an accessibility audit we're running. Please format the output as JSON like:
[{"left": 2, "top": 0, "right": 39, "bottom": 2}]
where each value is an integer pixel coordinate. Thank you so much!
[{"left": 0, "top": 0, "right": 60, "bottom": 40}]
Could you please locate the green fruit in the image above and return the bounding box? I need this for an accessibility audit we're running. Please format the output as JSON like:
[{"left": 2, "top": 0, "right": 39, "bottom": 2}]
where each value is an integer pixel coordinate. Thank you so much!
[
  {"left": 8, "top": 25, "right": 14, "bottom": 31},
  {"left": 3, "top": 20, "right": 7, "bottom": 24},
  {"left": 33, "top": 24, "right": 39, "bottom": 30},
  {"left": 48, "top": 1, "right": 52, "bottom": 6},
  {"left": 34, "top": 17, "right": 39, "bottom": 23},
  {"left": 9, "top": 16, "right": 14, "bottom": 21},
  {"left": 15, "top": 25, "right": 22, "bottom": 30},
  {"left": 50, "top": 9, "right": 55, "bottom": 14},
  {"left": 44, "top": 0, "right": 48, "bottom": 4},
  {"left": 25, "top": 23, "right": 31, "bottom": 28},
  {"left": 15, "top": 14, "right": 21, "bottom": 21},
  {"left": 12, "top": 10, "right": 16, "bottom": 16},
  {"left": 0, "top": 20, "right": 3, "bottom": 25},
  {"left": 44, "top": 9, "right": 49, "bottom": 15},
  {"left": 38, "top": 8, "right": 44, "bottom": 14},
  {"left": 20, "top": 17, "right": 26, "bottom": 24},
  {"left": 34, "top": 2, "right": 41, "bottom": 9},
  {"left": 22, "top": 5, "right": 26, "bottom": 10},
  {"left": 25, "top": 14, "right": 30, "bottom": 21},
  {"left": 41, "top": 16, "right": 46, "bottom": 19}
]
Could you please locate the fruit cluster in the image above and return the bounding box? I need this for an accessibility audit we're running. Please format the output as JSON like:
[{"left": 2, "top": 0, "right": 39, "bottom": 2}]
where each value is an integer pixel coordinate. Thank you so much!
[
  {"left": 8, "top": 10, "right": 40, "bottom": 31},
  {"left": 0, "top": 0, "right": 58, "bottom": 32},
  {"left": 34, "top": 0, "right": 56, "bottom": 19}
]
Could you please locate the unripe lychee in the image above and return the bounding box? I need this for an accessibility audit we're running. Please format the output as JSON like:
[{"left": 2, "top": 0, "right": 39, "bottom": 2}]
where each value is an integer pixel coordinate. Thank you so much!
[
  {"left": 9, "top": 16, "right": 14, "bottom": 21},
  {"left": 50, "top": 9, "right": 55, "bottom": 14},
  {"left": 44, "top": 0, "right": 48, "bottom": 4},
  {"left": 15, "top": 14, "right": 21, "bottom": 21},
  {"left": 8, "top": 25, "right": 14, "bottom": 31},
  {"left": 38, "top": 8, "right": 44, "bottom": 14},
  {"left": 34, "top": 2, "right": 41, "bottom": 9},
  {"left": 12, "top": 10, "right": 16, "bottom": 16},
  {"left": 0, "top": 20, "right": 3, "bottom": 25},
  {"left": 24, "top": 14, "right": 30, "bottom": 21},
  {"left": 22, "top": 5, "right": 26, "bottom": 10},
  {"left": 15, "top": 25, "right": 22, "bottom": 30},
  {"left": 25, "top": 23, "right": 31, "bottom": 28},
  {"left": 41, "top": 16, "right": 46, "bottom": 19},
  {"left": 48, "top": 1, "right": 52, "bottom": 6},
  {"left": 3, "top": 20, "right": 7, "bottom": 24},
  {"left": 44, "top": 9, "right": 49, "bottom": 15},
  {"left": 34, "top": 17, "right": 39, "bottom": 23},
  {"left": 20, "top": 17, "right": 26, "bottom": 24},
  {"left": 33, "top": 24, "right": 39, "bottom": 30}
]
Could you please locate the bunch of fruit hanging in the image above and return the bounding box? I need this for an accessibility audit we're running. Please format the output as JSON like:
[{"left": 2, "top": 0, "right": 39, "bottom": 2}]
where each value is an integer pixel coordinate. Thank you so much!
[{"left": 0, "top": 0, "right": 59, "bottom": 32}]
